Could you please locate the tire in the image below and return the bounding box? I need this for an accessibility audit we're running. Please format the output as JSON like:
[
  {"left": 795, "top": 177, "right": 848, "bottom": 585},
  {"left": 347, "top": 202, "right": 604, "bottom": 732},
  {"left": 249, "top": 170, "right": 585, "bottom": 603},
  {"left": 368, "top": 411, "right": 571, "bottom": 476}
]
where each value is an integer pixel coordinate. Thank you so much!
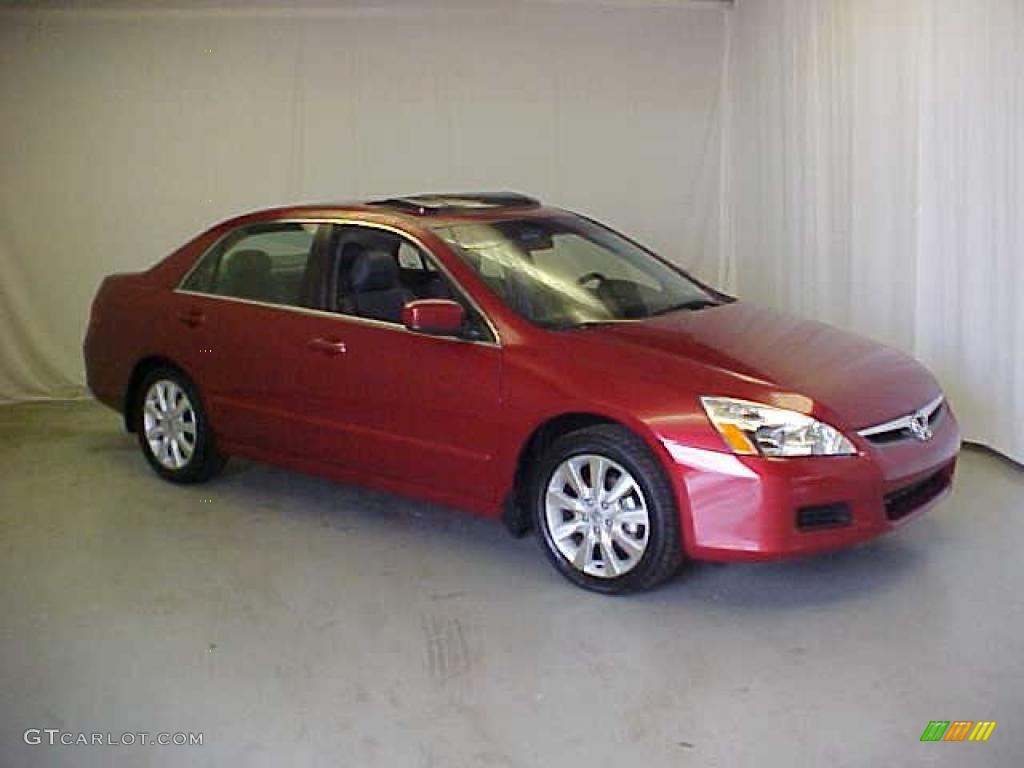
[
  {"left": 134, "top": 367, "right": 227, "bottom": 484},
  {"left": 531, "top": 424, "right": 683, "bottom": 594}
]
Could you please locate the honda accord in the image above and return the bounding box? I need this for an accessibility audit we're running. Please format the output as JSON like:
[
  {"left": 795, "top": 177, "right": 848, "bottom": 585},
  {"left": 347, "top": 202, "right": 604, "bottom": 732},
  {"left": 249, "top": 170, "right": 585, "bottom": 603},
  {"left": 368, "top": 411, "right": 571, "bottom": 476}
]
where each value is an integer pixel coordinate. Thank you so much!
[{"left": 84, "top": 193, "right": 960, "bottom": 592}]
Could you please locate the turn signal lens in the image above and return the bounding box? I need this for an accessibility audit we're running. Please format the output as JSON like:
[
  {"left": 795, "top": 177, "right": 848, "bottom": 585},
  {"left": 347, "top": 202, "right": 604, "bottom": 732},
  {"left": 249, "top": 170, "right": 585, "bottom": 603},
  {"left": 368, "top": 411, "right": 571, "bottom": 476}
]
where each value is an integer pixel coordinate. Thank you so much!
[{"left": 716, "top": 422, "right": 759, "bottom": 455}]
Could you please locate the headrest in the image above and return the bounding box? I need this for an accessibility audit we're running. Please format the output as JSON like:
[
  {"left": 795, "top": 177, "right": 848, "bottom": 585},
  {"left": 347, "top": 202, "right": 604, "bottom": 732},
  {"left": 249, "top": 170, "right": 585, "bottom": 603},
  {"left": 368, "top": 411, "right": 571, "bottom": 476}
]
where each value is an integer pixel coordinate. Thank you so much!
[
  {"left": 225, "top": 248, "right": 271, "bottom": 277},
  {"left": 350, "top": 249, "right": 399, "bottom": 292}
]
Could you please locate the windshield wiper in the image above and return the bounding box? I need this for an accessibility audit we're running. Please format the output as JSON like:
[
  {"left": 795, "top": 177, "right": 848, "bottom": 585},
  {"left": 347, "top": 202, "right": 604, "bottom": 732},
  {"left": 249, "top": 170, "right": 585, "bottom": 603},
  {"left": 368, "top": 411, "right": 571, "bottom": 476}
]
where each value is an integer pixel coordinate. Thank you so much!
[
  {"left": 544, "top": 319, "right": 617, "bottom": 331},
  {"left": 546, "top": 299, "right": 720, "bottom": 329},
  {"left": 649, "top": 298, "right": 720, "bottom": 316}
]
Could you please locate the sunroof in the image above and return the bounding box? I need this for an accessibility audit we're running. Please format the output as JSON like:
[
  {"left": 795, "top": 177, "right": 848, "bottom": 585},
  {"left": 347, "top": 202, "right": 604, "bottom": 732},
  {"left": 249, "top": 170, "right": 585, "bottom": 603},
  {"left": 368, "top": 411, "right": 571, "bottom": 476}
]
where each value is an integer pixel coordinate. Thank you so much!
[{"left": 368, "top": 192, "right": 541, "bottom": 215}]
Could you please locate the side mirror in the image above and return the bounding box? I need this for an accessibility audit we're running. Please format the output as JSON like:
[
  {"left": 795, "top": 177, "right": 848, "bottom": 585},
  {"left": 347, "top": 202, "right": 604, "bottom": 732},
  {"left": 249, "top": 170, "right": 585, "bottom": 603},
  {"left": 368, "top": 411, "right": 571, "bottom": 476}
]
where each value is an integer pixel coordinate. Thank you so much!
[{"left": 401, "top": 299, "right": 466, "bottom": 337}]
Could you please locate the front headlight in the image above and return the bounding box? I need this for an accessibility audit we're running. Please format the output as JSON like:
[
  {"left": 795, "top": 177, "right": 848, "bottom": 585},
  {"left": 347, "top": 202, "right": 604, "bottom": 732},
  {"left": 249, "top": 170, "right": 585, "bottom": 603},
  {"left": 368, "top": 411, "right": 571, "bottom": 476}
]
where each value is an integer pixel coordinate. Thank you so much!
[{"left": 700, "top": 397, "right": 856, "bottom": 457}]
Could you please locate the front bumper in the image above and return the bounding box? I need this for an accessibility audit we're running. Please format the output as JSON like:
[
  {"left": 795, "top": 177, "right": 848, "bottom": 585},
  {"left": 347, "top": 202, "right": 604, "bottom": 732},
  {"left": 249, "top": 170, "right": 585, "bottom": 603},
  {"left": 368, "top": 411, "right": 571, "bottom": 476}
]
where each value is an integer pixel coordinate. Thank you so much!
[{"left": 667, "top": 406, "right": 961, "bottom": 562}]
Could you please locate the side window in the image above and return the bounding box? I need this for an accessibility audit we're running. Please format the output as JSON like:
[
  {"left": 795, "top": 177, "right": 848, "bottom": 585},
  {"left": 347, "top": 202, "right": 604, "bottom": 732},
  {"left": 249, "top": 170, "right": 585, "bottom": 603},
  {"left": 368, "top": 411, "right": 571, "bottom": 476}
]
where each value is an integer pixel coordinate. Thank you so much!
[
  {"left": 181, "top": 245, "right": 219, "bottom": 293},
  {"left": 396, "top": 241, "right": 425, "bottom": 270},
  {"left": 331, "top": 226, "right": 494, "bottom": 341},
  {"left": 181, "top": 223, "right": 318, "bottom": 306}
]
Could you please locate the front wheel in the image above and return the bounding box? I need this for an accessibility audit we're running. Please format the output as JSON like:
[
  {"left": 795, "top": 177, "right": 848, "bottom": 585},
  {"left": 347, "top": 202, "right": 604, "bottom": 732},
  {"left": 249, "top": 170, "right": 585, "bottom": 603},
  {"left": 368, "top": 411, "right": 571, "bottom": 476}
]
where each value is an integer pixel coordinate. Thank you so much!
[
  {"left": 135, "top": 367, "right": 226, "bottom": 483},
  {"left": 532, "top": 424, "right": 683, "bottom": 594}
]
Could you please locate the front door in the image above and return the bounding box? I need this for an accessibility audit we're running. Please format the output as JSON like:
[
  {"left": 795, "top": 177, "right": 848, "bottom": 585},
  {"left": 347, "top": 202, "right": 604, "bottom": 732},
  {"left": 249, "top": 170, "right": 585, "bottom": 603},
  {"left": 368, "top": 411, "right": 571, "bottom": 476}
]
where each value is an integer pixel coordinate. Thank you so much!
[{"left": 285, "top": 223, "right": 503, "bottom": 505}]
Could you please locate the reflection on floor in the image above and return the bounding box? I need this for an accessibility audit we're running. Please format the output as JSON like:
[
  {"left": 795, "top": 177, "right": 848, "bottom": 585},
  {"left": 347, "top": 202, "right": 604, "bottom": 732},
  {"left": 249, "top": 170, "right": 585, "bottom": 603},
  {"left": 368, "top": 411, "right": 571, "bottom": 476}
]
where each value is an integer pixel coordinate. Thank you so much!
[{"left": 1, "top": 400, "right": 1021, "bottom": 767}]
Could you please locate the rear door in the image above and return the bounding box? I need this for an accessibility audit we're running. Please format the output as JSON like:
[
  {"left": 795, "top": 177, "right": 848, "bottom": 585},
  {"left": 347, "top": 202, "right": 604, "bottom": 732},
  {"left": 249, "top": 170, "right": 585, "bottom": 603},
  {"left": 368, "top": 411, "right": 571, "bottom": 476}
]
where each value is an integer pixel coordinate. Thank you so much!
[{"left": 175, "top": 221, "right": 333, "bottom": 455}]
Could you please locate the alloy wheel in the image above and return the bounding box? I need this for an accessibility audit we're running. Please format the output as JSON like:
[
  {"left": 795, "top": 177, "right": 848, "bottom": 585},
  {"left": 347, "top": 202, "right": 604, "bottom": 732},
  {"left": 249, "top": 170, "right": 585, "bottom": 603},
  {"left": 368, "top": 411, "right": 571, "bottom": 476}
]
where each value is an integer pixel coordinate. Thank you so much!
[
  {"left": 142, "top": 379, "right": 197, "bottom": 470},
  {"left": 544, "top": 453, "right": 650, "bottom": 578}
]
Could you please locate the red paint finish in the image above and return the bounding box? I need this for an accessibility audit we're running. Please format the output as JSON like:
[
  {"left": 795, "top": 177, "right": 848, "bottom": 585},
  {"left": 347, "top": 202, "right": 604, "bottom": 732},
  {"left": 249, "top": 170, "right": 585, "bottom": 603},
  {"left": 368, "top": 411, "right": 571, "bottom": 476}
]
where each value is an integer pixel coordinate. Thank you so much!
[
  {"left": 84, "top": 200, "right": 960, "bottom": 561},
  {"left": 401, "top": 299, "right": 466, "bottom": 336}
]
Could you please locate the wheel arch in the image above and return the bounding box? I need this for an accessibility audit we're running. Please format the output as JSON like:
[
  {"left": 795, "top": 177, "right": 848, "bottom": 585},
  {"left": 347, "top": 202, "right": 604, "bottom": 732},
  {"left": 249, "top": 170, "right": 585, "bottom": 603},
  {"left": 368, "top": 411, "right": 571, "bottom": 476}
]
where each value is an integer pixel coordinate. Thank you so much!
[
  {"left": 503, "top": 411, "right": 657, "bottom": 536},
  {"left": 122, "top": 355, "right": 192, "bottom": 432}
]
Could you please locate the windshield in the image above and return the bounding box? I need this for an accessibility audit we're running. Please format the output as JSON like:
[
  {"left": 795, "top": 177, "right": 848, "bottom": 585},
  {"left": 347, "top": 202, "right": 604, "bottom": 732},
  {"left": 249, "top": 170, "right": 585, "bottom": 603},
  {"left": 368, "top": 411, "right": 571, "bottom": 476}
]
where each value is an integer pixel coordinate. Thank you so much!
[{"left": 432, "top": 216, "right": 719, "bottom": 329}]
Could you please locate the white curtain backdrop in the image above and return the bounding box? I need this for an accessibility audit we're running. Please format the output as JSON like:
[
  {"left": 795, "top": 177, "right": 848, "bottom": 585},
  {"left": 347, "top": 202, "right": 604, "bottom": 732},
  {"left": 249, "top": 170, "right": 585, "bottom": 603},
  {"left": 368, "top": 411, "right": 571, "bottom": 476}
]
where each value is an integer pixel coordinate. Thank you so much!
[
  {"left": 0, "top": 1, "right": 729, "bottom": 402},
  {"left": 729, "top": 0, "right": 1024, "bottom": 463},
  {"left": 3, "top": 0, "right": 1023, "bottom": 464}
]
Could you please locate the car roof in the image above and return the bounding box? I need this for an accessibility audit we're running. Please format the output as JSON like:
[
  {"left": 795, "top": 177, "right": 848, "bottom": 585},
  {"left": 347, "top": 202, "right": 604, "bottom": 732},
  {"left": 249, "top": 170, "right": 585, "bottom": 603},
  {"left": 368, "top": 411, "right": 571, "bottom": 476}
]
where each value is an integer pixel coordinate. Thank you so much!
[{"left": 234, "top": 192, "right": 562, "bottom": 228}]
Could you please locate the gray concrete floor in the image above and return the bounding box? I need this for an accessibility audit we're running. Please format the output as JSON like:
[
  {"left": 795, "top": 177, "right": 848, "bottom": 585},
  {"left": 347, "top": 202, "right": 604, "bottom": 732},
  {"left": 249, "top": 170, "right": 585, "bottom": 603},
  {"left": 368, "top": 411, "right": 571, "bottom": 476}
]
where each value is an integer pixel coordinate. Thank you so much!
[{"left": 0, "top": 400, "right": 1022, "bottom": 767}]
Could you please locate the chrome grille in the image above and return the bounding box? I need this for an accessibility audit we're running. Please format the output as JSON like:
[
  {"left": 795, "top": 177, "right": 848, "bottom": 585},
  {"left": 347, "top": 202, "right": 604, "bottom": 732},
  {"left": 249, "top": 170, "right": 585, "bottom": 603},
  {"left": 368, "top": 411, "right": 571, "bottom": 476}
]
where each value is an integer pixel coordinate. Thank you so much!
[{"left": 858, "top": 395, "right": 945, "bottom": 445}]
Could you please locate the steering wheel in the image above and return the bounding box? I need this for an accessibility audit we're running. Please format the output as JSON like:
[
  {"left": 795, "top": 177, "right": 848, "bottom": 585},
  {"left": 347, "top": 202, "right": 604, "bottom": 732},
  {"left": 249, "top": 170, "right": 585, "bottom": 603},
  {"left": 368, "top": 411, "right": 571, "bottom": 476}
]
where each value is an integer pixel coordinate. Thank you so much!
[{"left": 577, "top": 272, "right": 608, "bottom": 291}]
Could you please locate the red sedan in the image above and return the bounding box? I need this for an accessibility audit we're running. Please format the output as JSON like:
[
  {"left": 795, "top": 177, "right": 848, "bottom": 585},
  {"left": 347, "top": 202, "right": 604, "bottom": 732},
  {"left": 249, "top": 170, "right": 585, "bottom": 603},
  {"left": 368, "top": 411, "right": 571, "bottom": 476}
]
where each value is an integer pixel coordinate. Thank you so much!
[{"left": 84, "top": 193, "right": 960, "bottom": 593}]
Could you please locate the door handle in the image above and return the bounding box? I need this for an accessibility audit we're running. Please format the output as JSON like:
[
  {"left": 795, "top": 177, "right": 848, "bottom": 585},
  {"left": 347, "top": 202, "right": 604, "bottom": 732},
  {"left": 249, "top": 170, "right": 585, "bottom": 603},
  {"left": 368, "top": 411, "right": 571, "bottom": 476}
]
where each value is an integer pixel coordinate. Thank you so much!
[
  {"left": 177, "top": 309, "right": 205, "bottom": 328},
  {"left": 308, "top": 337, "right": 347, "bottom": 356}
]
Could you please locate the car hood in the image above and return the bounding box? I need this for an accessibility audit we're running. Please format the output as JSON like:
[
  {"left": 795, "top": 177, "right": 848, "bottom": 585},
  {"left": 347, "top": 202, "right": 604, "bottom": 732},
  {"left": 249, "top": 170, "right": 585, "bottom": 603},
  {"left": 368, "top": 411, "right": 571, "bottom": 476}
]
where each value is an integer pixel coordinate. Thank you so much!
[{"left": 576, "top": 302, "right": 941, "bottom": 430}]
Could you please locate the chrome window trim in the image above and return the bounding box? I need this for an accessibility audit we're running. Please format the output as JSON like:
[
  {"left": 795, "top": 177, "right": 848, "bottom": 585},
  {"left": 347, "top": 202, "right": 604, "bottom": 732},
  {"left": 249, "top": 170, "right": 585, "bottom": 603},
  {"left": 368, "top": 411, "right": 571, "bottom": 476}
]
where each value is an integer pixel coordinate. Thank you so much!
[
  {"left": 173, "top": 290, "right": 501, "bottom": 348},
  {"left": 857, "top": 394, "right": 945, "bottom": 438},
  {"left": 173, "top": 217, "right": 502, "bottom": 347}
]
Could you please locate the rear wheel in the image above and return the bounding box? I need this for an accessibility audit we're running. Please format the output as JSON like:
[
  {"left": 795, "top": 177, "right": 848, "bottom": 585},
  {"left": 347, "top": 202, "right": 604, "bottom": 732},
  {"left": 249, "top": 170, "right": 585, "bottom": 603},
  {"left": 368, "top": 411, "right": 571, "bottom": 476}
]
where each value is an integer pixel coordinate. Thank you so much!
[
  {"left": 532, "top": 424, "right": 683, "bottom": 593},
  {"left": 135, "top": 367, "right": 226, "bottom": 483}
]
